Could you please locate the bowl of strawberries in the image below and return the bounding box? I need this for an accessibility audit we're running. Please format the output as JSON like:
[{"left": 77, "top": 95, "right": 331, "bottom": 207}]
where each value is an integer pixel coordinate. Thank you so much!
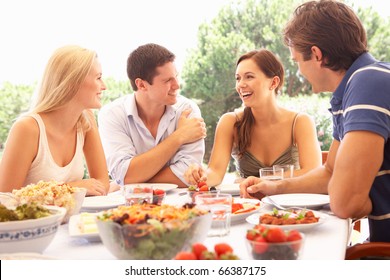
[{"left": 245, "top": 225, "right": 305, "bottom": 260}]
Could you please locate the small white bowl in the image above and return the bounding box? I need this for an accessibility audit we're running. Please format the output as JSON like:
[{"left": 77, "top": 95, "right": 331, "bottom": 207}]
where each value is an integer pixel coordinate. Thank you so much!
[{"left": 0, "top": 205, "right": 66, "bottom": 254}]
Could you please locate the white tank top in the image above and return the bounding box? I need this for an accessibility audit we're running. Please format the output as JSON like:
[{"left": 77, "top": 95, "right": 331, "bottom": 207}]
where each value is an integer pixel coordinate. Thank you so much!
[{"left": 23, "top": 114, "right": 85, "bottom": 186}]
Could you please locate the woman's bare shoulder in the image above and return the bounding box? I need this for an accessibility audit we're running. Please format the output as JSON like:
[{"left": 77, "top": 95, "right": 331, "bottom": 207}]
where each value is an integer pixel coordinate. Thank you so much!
[
  {"left": 220, "top": 109, "right": 244, "bottom": 122},
  {"left": 10, "top": 116, "right": 39, "bottom": 139}
]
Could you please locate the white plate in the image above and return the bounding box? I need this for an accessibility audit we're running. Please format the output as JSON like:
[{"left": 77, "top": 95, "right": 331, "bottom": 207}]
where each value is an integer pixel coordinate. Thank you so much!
[
  {"left": 216, "top": 183, "right": 240, "bottom": 195},
  {"left": 245, "top": 210, "right": 328, "bottom": 231},
  {"left": 231, "top": 198, "right": 264, "bottom": 223},
  {"left": 261, "top": 193, "right": 330, "bottom": 210},
  {"left": 68, "top": 213, "right": 100, "bottom": 242},
  {"left": 81, "top": 194, "right": 125, "bottom": 211},
  {"left": 123, "top": 183, "right": 178, "bottom": 192}
]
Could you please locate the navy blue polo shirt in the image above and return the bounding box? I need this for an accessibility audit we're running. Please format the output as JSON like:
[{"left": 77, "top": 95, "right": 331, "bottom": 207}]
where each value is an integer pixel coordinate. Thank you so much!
[{"left": 330, "top": 52, "right": 390, "bottom": 242}]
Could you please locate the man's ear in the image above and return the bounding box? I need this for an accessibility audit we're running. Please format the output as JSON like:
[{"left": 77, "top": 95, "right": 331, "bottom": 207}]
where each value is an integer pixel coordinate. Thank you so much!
[
  {"left": 311, "top": 46, "right": 323, "bottom": 61},
  {"left": 135, "top": 78, "right": 147, "bottom": 91}
]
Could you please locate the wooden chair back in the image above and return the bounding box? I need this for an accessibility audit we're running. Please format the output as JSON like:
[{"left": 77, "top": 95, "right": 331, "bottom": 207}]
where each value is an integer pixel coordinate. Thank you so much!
[{"left": 345, "top": 242, "right": 390, "bottom": 260}]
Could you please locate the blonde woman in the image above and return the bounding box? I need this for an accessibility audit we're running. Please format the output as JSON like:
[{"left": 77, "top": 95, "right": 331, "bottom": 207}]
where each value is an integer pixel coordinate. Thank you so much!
[{"left": 0, "top": 45, "right": 109, "bottom": 195}]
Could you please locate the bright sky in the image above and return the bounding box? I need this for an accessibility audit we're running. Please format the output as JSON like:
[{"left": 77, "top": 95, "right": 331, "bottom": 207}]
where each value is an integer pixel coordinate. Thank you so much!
[{"left": 0, "top": 0, "right": 388, "bottom": 85}]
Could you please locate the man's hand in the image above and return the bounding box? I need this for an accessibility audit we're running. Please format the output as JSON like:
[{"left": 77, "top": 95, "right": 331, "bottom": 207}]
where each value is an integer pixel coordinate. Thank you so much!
[{"left": 176, "top": 109, "right": 206, "bottom": 144}]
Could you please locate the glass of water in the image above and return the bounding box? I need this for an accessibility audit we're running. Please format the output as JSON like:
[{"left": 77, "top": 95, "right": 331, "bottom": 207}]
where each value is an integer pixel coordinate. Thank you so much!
[
  {"left": 123, "top": 184, "right": 153, "bottom": 206},
  {"left": 259, "top": 167, "right": 284, "bottom": 180},
  {"left": 273, "top": 164, "right": 294, "bottom": 178},
  {"left": 195, "top": 193, "right": 232, "bottom": 237}
]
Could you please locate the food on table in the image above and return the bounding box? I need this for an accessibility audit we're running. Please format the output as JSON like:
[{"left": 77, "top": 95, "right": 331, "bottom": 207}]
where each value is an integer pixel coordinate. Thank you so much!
[
  {"left": 152, "top": 189, "right": 166, "bottom": 205},
  {"left": 187, "top": 182, "right": 217, "bottom": 202},
  {"left": 231, "top": 199, "right": 261, "bottom": 215},
  {"left": 246, "top": 225, "right": 304, "bottom": 260},
  {"left": 0, "top": 202, "right": 52, "bottom": 222},
  {"left": 174, "top": 242, "right": 239, "bottom": 260},
  {"left": 77, "top": 212, "right": 98, "bottom": 234},
  {"left": 259, "top": 208, "right": 319, "bottom": 225},
  {"left": 12, "top": 180, "right": 79, "bottom": 213},
  {"left": 96, "top": 204, "right": 212, "bottom": 260}
]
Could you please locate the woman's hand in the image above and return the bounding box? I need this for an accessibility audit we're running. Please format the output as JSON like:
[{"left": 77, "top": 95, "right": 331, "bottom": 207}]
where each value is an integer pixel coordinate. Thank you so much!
[
  {"left": 184, "top": 163, "right": 206, "bottom": 185},
  {"left": 69, "top": 179, "right": 107, "bottom": 196}
]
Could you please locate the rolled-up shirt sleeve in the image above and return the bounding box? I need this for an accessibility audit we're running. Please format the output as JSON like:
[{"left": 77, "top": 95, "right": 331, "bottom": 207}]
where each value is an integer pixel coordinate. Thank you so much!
[{"left": 169, "top": 100, "right": 205, "bottom": 185}]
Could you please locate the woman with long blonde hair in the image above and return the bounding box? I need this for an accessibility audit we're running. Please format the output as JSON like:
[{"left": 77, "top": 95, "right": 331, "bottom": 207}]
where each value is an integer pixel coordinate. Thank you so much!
[{"left": 0, "top": 45, "right": 109, "bottom": 195}]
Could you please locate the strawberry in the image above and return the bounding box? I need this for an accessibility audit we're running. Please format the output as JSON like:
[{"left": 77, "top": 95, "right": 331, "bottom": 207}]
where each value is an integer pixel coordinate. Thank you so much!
[
  {"left": 287, "top": 230, "right": 302, "bottom": 241},
  {"left": 197, "top": 181, "right": 207, "bottom": 188},
  {"left": 192, "top": 243, "right": 208, "bottom": 259},
  {"left": 199, "top": 185, "right": 209, "bottom": 192},
  {"left": 153, "top": 189, "right": 165, "bottom": 195},
  {"left": 287, "top": 230, "right": 303, "bottom": 252},
  {"left": 265, "top": 227, "right": 287, "bottom": 243},
  {"left": 214, "top": 243, "right": 233, "bottom": 257},
  {"left": 174, "top": 251, "right": 197, "bottom": 260},
  {"left": 246, "top": 229, "right": 258, "bottom": 241},
  {"left": 252, "top": 235, "right": 269, "bottom": 254},
  {"left": 253, "top": 224, "right": 267, "bottom": 234}
]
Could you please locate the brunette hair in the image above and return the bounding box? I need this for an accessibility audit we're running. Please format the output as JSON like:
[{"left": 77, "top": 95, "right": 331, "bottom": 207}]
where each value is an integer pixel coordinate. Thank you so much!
[
  {"left": 235, "top": 49, "right": 285, "bottom": 156},
  {"left": 283, "top": 0, "right": 368, "bottom": 71},
  {"left": 30, "top": 45, "right": 97, "bottom": 131},
  {"left": 127, "top": 43, "right": 176, "bottom": 91}
]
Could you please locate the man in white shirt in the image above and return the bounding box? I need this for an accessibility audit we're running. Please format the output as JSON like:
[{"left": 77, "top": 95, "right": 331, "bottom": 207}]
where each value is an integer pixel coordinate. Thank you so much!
[{"left": 98, "top": 43, "right": 206, "bottom": 188}]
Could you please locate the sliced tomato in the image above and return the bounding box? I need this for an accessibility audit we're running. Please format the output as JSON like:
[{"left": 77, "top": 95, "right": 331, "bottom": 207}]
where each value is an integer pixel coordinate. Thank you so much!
[{"left": 233, "top": 206, "right": 256, "bottom": 214}]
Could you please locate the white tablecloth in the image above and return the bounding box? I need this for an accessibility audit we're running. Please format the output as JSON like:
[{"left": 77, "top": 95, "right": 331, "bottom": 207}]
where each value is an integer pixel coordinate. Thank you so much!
[{"left": 43, "top": 189, "right": 351, "bottom": 260}]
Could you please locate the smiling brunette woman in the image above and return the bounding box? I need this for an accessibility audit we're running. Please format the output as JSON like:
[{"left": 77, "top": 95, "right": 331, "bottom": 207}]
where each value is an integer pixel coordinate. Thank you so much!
[{"left": 185, "top": 49, "right": 321, "bottom": 188}]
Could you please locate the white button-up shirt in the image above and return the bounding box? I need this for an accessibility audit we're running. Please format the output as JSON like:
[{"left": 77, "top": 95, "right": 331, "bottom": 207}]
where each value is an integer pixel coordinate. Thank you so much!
[{"left": 98, "top": 94, "right": 205, "bottom": 185}]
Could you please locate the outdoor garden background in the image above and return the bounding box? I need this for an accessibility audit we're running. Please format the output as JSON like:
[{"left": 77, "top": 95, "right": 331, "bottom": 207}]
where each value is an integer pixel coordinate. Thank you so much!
[{"left": 0, "top": 0, "right": 389, "bottom": 175}]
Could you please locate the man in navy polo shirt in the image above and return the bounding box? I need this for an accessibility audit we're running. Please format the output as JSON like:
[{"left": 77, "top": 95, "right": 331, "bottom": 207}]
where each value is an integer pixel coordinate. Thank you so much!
[{"left": 240, "top": 0, "right": 390, "bottom": 242}]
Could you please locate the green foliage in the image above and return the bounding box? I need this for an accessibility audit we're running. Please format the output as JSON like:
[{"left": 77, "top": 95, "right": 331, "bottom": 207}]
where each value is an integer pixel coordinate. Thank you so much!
[
  {"left": 101, "top": 77, "right": 132, "bottom": 105},
  {"left": 182, "top": 0, "right": 389, "bottom": 163},
  {"left": 278, "top": 94, "right": 333, "bottom": 151},
  {"left": 0, "top": 82, "right": 34, "bottom": 148}
]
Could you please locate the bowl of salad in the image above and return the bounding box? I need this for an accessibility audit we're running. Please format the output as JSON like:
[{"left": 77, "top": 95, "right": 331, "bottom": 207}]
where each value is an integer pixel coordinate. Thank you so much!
[
  {"left": 0, "top": 203, "right": 66, "bottom": 254},
  {"left": 96, "top": 204, "right": 212, "bottom": 260},
  {"left": 11, "top": 180, "right": 86, "bottom": 223}
]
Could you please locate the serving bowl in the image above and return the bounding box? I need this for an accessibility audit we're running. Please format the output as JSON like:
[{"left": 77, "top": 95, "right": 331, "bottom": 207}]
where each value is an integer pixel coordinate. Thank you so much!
[
  {"left": 11, "top": 181, "right": 87, "bottom": 223},
  {"left": 96, "top": 204, "right": 212, "bottom": 259},
  {"left": 0, "top": 205, "right": 66, "bottom": 253},
  {"left": 245, "top": 226, "right": 305, "bottom": 260}
]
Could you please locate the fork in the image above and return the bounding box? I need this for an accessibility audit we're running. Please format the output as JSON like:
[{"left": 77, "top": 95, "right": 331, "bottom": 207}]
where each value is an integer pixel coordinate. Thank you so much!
[
  {"left": 265, "top": 195, "right": 288, "bottom": 210},
  {"left": 265, "top": 195, "right": 307, "bottom": 211}
]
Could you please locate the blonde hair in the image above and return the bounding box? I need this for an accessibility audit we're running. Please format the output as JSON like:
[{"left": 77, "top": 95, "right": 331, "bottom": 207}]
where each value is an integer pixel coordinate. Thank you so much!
[{"left": 30, "top": 45, "right": 97, "bottom": 131}]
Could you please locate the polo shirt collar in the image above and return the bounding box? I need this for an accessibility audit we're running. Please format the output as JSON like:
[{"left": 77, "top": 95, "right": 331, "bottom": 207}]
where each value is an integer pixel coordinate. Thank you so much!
[{"left": 333, "top": 52, "right": 377, "bottom": 100}]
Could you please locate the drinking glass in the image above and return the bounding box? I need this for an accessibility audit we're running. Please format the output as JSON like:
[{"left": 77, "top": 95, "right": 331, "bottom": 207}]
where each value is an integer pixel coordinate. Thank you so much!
[
  {"left": 259, "top": 167, "right": 284, "bottom": 180},
  {"left": 123, "top": 184, "right": 153, "bottom": 206},
  {"left": 195, "top": 193, "right": 232, "bottom": 237},
  {"left": 273, "top": 164, "right": 294, "bottom": 178}
]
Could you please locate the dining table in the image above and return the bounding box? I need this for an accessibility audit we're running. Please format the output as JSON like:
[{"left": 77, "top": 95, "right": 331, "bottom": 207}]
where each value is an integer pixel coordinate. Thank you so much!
[{"left": 42, "top": 186, "right": 352, "bottom": 260}]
